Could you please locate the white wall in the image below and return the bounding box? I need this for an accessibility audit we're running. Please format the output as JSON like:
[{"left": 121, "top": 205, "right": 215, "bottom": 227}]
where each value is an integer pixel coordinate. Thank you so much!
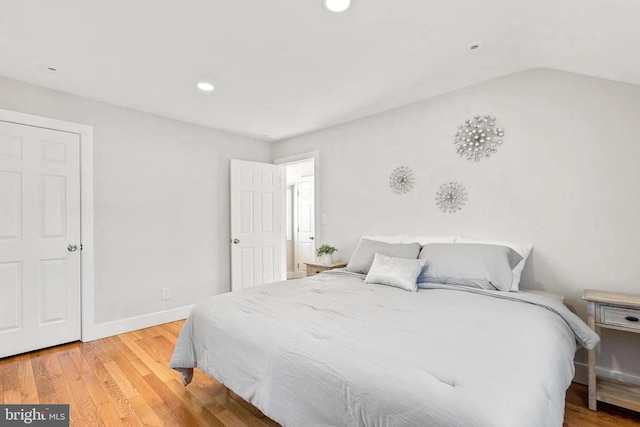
[
  {"left": 272, "top": 68, "right": 640, "bottom": 380},
  {"left": 0, "top": 76, "right": 271, "bottom": 331}
]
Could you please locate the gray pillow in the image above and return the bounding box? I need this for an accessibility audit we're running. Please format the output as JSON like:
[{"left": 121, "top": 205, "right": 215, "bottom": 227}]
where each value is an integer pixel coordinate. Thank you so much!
[
  {"left": 364, "top": 253, "right": 426, "bottom": 292},
  {"left": 346, "top": 238, "right": 421, "bottom": 274},
  {"left": 417, "top": 243, "right": 523, "bottom": 291}
]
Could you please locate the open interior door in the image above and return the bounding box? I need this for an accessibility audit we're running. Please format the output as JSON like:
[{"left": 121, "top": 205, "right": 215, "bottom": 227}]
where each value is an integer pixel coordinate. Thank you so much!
[
  {"left": 294, "top": 177, "right": 315, "bottom": 276},
  {"left": 230, "top": 159, "right": 283, "bottom": 291}
]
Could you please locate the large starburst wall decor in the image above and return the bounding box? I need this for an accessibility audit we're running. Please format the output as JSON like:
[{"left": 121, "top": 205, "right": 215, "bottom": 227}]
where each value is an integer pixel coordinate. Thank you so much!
[{"left": 453, "top": 115, "right": 504, "bottom": 162}]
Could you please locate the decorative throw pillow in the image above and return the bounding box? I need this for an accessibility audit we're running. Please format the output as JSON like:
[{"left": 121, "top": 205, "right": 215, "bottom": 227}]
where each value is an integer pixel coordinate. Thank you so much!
[
  {"left": 417, "top": 243, "right": 523, "bottom": 292},
  {"left": 364, "top": 253, "right": 427, "bottom": 292},
  {"left": 455, "top": 238, "right": 533, "bottom": 290},
  {"left": 346, "top": 238, "right": 421, "bottom": 275}
]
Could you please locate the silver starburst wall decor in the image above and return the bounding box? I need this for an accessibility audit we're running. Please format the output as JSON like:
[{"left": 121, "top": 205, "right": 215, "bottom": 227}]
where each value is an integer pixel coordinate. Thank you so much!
[
  {"left": 389, "top": 166, "right": 415, "bottom": 194},
  {"left": 436, "top": 182, "right": 468, "bottom": 213},
  {"left": 453, "top": 115, "right": 504, "bottom": 162}
]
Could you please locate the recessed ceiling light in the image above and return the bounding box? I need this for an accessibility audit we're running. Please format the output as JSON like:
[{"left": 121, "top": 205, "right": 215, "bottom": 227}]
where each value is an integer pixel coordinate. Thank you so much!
[
  {"left": 470, "top": 44, "right": 480, "bottom": 50},
  {"left": 196, "top": 82, "right": 215, "bottom": 92},
  {"left": 324, "top": 0, "right": 351, "bottom": 13},
  {"left": 47, "top": 67, "right": 57, "bottom": 72}
]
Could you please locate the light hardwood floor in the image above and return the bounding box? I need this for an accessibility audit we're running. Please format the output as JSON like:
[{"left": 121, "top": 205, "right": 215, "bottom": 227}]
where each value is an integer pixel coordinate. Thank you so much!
[{"left": 1, "top": 320, "right": 639, "bottom": 427}]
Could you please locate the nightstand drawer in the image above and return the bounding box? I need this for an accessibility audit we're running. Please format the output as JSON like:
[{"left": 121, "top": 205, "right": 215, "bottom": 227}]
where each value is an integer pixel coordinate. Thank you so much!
[
  {"left": 597, "top": 305, "right": 640, "bottom": 330},
  {"left": 307, "top": 266, "right": 325, "bottom": 276}
]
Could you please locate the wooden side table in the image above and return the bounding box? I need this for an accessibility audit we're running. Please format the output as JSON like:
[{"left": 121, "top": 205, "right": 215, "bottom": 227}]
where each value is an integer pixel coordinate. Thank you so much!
[
  {"left": 304, "top": 261, "right": 347, "bottom": 277},
  {"left": 583, "top": 289, "right": 640, "bottom": 412}
]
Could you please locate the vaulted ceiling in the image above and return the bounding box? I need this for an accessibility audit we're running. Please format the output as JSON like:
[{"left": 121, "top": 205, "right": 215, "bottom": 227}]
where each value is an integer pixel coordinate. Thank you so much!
[{"left": 1, "top": 0, "right": 638, "bottom": 141}]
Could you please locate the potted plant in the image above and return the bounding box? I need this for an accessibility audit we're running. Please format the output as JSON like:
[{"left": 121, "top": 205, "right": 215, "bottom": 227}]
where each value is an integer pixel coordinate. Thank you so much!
[{"left": 316, "top": 244, "right": 338, "bottom": 265}]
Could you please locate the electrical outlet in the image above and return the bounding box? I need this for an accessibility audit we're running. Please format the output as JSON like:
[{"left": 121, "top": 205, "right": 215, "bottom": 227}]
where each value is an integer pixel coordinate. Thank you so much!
[{"left": 161, "top": 287, "right": 172, "bottom": 301}]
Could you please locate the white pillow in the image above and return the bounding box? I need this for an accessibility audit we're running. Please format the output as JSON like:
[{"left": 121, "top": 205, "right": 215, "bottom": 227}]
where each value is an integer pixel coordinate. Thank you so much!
[
  {"left": 364, "top": 253, "right": 426, "bottom": 292},
  {"left": 361, "top": 235, "right": 403, "bottom": 243},
  {"left": 401, "top": 235, "right": 459, "bottom": 245},
  {"left": 455, "top": 238, "right": 533, "bottom": 291}
]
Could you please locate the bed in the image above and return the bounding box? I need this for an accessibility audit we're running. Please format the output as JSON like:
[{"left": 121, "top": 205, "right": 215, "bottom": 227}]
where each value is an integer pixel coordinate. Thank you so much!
[{"left": 170, "top": 269, "right": 599, "bottom": 427}]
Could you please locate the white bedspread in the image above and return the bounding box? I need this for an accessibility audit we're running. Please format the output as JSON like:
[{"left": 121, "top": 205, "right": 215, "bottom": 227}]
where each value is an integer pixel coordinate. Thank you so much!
[{"left": 170, "top": 271, "right": 598, "bottom": 427}]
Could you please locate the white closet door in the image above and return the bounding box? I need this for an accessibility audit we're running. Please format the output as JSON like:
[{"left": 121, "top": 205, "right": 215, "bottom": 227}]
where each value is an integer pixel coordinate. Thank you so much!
[
  {"left": 0, "top": 121, "right": 81, "bottom": 358},
  {"left": 295, "top": 178, "right": 315, "bottom": 275},
  {"left": 230, "top": 159, "right": 283, "bottom": 291}
]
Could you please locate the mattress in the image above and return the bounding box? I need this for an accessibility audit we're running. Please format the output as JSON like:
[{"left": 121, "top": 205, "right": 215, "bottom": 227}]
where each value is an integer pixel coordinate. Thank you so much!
[{"left": 170, "top": 270, "right": 598, "bottom": 427}]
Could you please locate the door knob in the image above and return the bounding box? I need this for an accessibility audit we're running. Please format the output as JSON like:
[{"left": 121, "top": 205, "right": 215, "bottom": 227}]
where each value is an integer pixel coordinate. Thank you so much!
[
  {"left": 232, "top": 238, "right": 240, "bottom": 244},
  {"left": 309, "top": 236, "right": 314, "bottom": 240},
  {"left": 67, "top": 244, "right": 78, "bottom": 252}
]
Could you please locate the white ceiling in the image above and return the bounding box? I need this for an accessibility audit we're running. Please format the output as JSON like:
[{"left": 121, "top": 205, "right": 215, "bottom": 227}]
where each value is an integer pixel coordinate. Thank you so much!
[{"left": 1, "top": 1, "right": 639, "bottom": 141}]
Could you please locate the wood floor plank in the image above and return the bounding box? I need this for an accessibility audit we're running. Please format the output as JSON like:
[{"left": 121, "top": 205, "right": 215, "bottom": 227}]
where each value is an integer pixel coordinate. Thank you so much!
[
  {"left": 151, "top": 335, "right": 176, "bottom": 362},
  {"left": 103, "top": 360, "right": 138, "bottom": 399},
  {"left": 101, "top": 338, "right": 165, "bottom": 409},
  {"left": 134, "top": 335, "right": 172, "bottom": 369},
  {"left": 2, "top": 320, "right": 640, "bottom": 426},
  {"left": 121, "top": 411, "right": 145, "bottom": 427},
  {"left": 129, "top": 394, "right": 165, "bottom": 427},
  {"left": 143, "top": 373, "right": 208, "bottom": 427},
  {"left": 149, "top": 401, "right": 182, "bottom": 427},
  {"left": 160, "top": 321, "right": 184, "bottom": 338},
  {"left": 39, "top": 362, "right": 73, "bottom": 405},
  {"left": 128, "top": 357, "right": 152, "bottom": 377},
  {"left": 80, "top": 369, "right": 125, "bottom": 427},
  {"left": 84, "top": 348, "right": 134, "bottom": 419},
  {"left": 58, "top": 351, "right": 105, "bottom": 427},
  {"left": 117, "top": 334, "right": 175, "bottom": 382},
  {"left": 164, "top": 378, "right": 227, "bottom": 427},
  {"left": 216, "top": 409, "right": 250, "bottom": 427},
  {"left": 105, "top": 336, "right": 139, "bottom": 361},
  {"left": 2, "top": 362, "right": 21, "bottom": 405},
  {"left": 31, "top": 356, "right": 55, "bottom": 398},
  {"left": 68, "top": 346, "right": 93, "bottom": 375},
  {"left": 2, "top": 361, "right": 20, "bottom": 392},
  {"left": 17, "top": 357, "right": 39, "bottom": 403}
]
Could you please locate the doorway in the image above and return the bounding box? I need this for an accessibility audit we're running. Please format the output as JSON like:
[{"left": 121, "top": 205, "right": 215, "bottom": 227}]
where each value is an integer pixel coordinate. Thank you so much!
[
  {"left": 274, "top": 151, "right": 321, "bottom": 280},
  {"left": 230, "top": 151, "right": 320, "bottom": 287},
  {"left": 284, "top": 160, "right": 315, "bottom": 278},
  {"left": 0, "top": 110, "right": 94, "bottom": 356}
]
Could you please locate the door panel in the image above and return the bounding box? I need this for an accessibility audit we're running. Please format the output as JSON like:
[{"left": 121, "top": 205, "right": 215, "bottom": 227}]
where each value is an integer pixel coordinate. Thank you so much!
[
  {"left": 0, "top": 171, "right": 21, "bottom": 238},
  {"left": 39, "top": 259, "right": 67, "bottom": 323},
  {"left": 0, "top": 133, "right": 22, "bottom": 159},
  {"left": 0, "top": 121, "right": 81, "bottom": 358},
  {"left": 42, "top": 175, "right": 67, "bottom": 237},
  {"left": 230, "top": 159, "right": 283, "bottom": 291},
  {"left": 0, "top": 261, "right": 21, "bottom": 331}
]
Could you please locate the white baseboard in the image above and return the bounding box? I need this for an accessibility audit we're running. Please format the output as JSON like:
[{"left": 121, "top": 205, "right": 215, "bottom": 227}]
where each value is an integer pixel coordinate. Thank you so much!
[
  {"left": 574, "top": 361, "right": 640, "bottom": 386},
  {"left": 84, "top": 305, "right": 194, "bottom": 342}
]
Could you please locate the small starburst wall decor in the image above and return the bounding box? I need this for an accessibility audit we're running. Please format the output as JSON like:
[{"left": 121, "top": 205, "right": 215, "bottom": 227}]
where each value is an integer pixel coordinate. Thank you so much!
[
  {"left": 389, "top": 166, "right": 415, "bottom": 194},
  {"left": 453, "top": 115, "right": 504, "bottom": 162},
  {"left": 435, "top": 182, "right": 468, "bottom": 213}
]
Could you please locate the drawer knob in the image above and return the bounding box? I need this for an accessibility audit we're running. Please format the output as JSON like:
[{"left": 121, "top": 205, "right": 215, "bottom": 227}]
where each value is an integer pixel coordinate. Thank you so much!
[{"left": 625, "top": 316, "right": 639, "bottom": 322}]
